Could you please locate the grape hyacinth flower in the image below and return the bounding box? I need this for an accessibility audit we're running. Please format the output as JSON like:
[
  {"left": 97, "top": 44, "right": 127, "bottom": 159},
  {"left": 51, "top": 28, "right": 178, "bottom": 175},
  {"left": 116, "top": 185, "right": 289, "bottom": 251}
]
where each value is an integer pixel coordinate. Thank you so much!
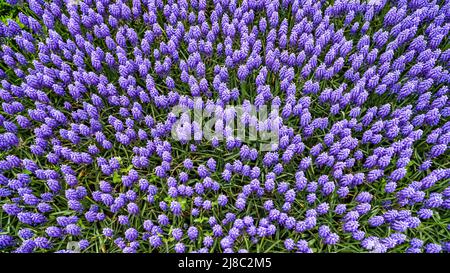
[{"left": 0, "top": 0, "right": 448, "bottom": 254}]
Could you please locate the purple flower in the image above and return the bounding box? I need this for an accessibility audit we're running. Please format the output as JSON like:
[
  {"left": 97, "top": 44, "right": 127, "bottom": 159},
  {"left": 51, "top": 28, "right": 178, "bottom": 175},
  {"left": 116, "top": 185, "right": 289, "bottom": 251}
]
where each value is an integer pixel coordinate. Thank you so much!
[
  {"left": 0, "top": 235, "right": 14, "bottom": 249},
  {"left": 125, "top": 228, "right": 139, "bottom": 242},
  {"left": 0, "top": 0, "right": 449, "bottom": 254},
  {"left": 187, "top": 226, "right": 198, "bottom": 241},
  {"left": 425, "top": 243, "right": 442, "bottom": 253},
  {"left": 149, "top": 235, "right": 162, "bottom": 248}
]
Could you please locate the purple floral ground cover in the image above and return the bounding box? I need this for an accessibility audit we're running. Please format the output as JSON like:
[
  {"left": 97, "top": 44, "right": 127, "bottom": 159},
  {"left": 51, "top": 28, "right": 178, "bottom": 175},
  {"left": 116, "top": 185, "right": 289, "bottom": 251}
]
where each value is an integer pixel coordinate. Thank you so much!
[{"left": 0, "top": 0, "right": 450, "bottom": 253}]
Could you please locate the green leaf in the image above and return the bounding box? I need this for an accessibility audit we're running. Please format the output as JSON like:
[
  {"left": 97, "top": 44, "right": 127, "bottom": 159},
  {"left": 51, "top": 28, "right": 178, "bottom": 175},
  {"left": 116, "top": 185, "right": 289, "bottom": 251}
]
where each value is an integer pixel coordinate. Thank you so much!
[
  {"left": 433, "top": 212, "right": 441, "bottom": 221},
  {"left": 193, "top": 217, "right": 209, "bottom": 224},
  {"left": 121, "top": 165, "right": 133, "bottom": 174},
  {"left": 149, "top": 174, "right": 158, "bottom": 183},
  {"left": 178, "top": 198, "right": 187, "bottom": 210},
  {"left": 112, "top": 171, "right": 121, "bottom": 184}
]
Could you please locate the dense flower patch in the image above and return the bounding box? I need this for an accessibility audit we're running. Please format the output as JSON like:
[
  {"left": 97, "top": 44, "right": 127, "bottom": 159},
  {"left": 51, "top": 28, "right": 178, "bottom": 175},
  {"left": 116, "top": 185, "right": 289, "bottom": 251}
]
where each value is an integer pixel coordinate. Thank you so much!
[{"left": 0, "top": 0, "right": 449, "bottom": 253}]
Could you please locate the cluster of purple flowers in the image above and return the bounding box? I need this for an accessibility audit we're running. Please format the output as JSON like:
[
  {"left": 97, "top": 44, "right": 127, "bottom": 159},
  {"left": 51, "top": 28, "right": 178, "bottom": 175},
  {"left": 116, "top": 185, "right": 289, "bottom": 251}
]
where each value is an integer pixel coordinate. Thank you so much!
[{"left": 0, "top": 0, "right": 449, "bottom": 253}]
